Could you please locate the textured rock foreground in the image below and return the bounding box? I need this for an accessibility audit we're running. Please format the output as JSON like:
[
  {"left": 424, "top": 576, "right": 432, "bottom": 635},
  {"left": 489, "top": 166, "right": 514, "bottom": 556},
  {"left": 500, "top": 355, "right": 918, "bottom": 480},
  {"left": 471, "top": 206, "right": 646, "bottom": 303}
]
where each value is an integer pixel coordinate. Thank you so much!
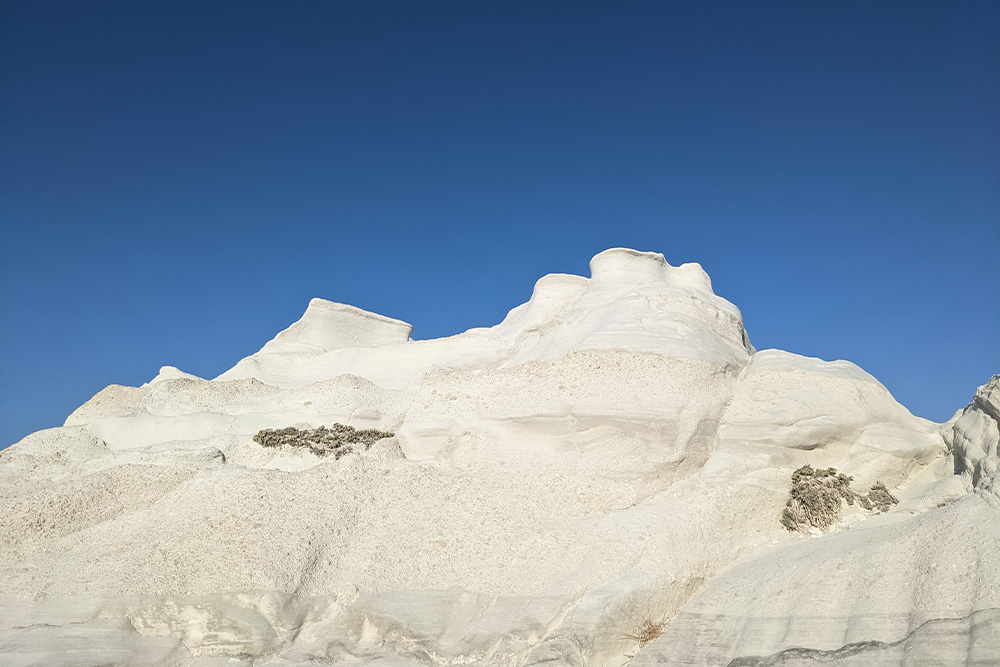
[{"left": 1, "top": 248, "right": 997, "bottom": 666}]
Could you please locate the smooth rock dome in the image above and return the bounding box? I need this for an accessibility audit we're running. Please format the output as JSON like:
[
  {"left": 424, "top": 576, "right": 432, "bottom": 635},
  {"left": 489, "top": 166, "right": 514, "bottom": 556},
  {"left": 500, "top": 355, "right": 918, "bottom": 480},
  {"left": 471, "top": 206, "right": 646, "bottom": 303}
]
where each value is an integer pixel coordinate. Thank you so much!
[{"left": 261, "top": 298, "right": 414, "bottom": 352}]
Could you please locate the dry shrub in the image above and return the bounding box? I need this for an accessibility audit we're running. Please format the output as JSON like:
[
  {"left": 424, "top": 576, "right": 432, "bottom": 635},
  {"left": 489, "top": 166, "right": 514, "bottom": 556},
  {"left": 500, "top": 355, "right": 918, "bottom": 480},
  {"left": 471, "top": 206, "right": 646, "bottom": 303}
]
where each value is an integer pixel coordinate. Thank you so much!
[
  {"left": 859, "top": 481, "right": 898, "bottom": 512},
  {"left": 781, "top": 465, "right": 898, "bottom": 532},
  {"left": 252, "top": 424, "right": 393, "bottom": 459}
]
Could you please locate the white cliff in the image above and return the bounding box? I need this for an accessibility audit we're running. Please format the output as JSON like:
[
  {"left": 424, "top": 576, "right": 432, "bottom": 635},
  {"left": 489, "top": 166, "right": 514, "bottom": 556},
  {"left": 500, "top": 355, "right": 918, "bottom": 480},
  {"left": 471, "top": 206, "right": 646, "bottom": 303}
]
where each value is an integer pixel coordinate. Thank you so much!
[{"left": 0, "top": 248, "right": 994, "bottom": 666}]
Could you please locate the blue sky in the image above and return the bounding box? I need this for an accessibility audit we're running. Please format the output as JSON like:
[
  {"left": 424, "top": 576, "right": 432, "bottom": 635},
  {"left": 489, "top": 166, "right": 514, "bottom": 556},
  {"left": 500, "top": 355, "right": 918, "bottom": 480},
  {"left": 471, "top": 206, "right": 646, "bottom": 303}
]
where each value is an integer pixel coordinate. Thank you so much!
[{"left": 1, "top": 1, "right": 998, "bottom": 448}]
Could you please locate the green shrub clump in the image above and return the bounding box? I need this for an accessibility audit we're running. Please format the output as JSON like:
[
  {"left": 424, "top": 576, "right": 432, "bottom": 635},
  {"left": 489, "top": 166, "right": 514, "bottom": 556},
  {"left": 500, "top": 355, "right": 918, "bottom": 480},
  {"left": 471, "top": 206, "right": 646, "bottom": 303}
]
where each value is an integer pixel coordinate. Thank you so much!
[
  {"left": 252, "top": 423, "right": 394, "bottom": 459},
  {"left": 780, "top": 464, "right": 898, "bottom": 532}
]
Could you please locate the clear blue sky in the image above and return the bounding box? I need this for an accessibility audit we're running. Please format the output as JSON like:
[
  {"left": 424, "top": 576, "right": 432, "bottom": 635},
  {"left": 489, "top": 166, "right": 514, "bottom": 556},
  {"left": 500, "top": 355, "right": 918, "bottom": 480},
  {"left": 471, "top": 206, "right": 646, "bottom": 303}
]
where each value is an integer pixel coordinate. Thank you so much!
[{"left": 2, "top": 1, "right": 998, "bottom": 448}]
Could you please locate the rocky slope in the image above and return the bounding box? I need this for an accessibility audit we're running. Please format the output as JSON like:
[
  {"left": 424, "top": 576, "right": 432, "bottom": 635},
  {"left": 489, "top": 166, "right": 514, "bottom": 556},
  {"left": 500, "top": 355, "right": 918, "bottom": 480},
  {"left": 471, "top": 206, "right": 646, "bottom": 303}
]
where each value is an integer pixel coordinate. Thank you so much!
[{"left": 0, "top": 248, "right": 995, "bottom": 666}]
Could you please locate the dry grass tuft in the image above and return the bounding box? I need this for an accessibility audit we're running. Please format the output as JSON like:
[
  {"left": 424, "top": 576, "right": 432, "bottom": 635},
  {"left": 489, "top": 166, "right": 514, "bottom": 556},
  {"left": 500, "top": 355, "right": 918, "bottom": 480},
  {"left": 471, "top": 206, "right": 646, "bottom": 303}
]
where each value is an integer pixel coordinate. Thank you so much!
[
  {"left": 619, "top": 606, "right": 667, "bottom": 664},
  {"left": 625, "top": 617, "right": 666, "bottom": 648}
]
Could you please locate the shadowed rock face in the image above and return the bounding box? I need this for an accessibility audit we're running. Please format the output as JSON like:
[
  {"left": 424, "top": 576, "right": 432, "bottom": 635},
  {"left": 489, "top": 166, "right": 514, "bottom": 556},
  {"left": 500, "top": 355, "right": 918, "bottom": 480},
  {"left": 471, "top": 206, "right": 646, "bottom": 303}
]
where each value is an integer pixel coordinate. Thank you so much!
[
  {"left": 952, "top": 374, "right": 1000, "bottom": 494},
  {"left": 0, "top": 248, "right": 994, "bottom": 667}
]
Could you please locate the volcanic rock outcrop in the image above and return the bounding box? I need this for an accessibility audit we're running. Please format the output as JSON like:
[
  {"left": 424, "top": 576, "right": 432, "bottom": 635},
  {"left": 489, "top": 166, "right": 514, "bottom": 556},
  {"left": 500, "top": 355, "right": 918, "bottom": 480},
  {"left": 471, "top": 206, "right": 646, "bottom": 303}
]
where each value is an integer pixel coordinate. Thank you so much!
[{"left": 0, "top": 248, "right": 995, "bottom": 666}]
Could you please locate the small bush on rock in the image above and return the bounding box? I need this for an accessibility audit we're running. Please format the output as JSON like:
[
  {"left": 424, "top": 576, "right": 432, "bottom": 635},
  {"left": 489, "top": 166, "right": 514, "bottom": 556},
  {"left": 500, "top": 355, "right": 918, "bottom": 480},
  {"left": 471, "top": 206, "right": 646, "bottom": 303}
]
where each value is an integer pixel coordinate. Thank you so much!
[
  {"left": 780, "top": 465, "right": 898, "bottom": 532},
  {"left": 780, "top": 465, "right": 855, "bottom": 531},
  {"left": 252, "top": 424, "right": 393, "bottom": 459},
  {"left": 859, "top": 481, "right": 899, "bottom": 512}
]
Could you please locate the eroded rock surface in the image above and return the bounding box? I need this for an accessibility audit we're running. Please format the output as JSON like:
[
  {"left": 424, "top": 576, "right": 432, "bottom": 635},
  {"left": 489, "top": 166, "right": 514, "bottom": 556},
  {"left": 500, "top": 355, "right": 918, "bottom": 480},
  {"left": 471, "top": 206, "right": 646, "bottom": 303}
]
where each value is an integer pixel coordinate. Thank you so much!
[{"left": 0, "top": 249, "right": 994, "bottom": 666}]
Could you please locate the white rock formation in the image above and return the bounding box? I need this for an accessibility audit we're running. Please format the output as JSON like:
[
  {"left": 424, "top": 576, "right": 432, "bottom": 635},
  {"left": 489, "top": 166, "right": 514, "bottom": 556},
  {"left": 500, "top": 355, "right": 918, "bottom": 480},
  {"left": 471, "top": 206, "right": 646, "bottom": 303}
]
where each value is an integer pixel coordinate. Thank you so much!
[
  {"left": 951, "top": 375, "right": 1000, "bottom": 495},
  {"left": 0, "top": 248, "right": 995, "bottom": 666}
]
